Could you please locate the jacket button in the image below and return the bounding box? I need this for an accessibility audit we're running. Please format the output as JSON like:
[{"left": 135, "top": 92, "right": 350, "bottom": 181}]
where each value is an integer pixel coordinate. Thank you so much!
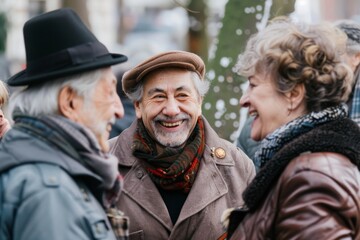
[
  {"left": 136, "top": 170, "right": 144, "bottom": 179},
  {"left": 215, "top": 147, "right": 226, "bottom": 159},
  {"left": 80, "top": 188, "right": 90, "bottom": 201},
  {"left": 48, "top": 176, "right": 57, "bottom": 184}
]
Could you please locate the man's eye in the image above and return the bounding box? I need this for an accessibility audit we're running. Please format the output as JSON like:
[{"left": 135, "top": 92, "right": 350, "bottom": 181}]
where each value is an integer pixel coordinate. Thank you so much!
[
  {"left": 177, "top": 93, "right": 188, "bottom": 98},
  {"left": 154, "top": 95, "right": 165, "bottom": 99}
]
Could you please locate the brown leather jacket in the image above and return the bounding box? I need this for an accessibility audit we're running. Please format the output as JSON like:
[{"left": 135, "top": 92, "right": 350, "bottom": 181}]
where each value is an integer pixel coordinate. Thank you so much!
[
  {"left": 231, "top": 152, "right": 360, "bottom": 240},
  {"left": 229, "top": 118, "right": 360, "bottom": 240}
]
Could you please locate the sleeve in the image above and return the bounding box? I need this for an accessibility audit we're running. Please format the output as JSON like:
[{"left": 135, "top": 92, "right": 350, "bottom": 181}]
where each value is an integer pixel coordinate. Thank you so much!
[
  {"left": 275, "top": 170, "right": 358, "bottom": 240},
  {"left": 236, "top": 117, "right": 261, "bottom": 171}
]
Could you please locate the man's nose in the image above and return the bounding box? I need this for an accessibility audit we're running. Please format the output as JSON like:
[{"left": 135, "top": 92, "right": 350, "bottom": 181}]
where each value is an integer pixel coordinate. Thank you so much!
[
  {"left": 162, "top": 97, "right": 180, "bottom": 116},
  {"left": 114, "top": 95, "right": 124, "bottom": 119}
]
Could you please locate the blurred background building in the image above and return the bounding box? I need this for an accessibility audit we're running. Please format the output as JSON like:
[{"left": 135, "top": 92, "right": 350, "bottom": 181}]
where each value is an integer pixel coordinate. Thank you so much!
[{"left": 0, "top": 0, "right": 359, "bottom": 141}]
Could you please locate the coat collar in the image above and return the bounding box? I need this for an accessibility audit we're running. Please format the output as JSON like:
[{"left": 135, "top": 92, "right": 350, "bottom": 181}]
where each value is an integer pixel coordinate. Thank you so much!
[
  {"left": 243, "top": 118, "right": 360, "bottom": 211},
  {"left": 0, "top": 127, "right": 102, "bottom": 182},
  {"left": 176, "top": 145, "right": 228, "bottom": 224},
  {"left": 119, "top": 145, "right": 228, "bottom": 230},
  {"left": 121, "top": 161, "right": 174, "bottom": 229}
]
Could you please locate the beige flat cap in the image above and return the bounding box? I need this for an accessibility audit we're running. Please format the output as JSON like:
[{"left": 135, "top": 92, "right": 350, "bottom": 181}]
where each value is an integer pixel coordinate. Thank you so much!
[{"left": 122, "top": 50, "right": 205, "bottom": 94}]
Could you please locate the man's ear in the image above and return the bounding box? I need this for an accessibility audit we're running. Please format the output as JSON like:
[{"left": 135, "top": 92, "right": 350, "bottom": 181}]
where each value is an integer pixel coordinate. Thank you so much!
[
  {"left": 58, "top": 86, "right": 81, "bottom": 121},
  {"left": 198, "top": 96, "right": 203, "bottom": 116},
  {"left": 134, "top": 101, "right": 142, "bottom": 119},
  {"left": 354, "top": 52, "right": 360, "bottom": 69}
]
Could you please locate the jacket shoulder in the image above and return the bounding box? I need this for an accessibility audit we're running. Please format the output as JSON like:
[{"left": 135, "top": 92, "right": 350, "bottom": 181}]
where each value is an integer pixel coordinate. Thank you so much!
[
  {"left": 0, "top": 163, "right": 116, "bottom": 240},
  {"left": 213, "top": 136, "right": 255, "bottom": 169},
  {"left": 203, "top": 128, "right": 256, "bottom": 183},
  {"left": 273, "top": 152, "right": 360, "bottom": 239},
  {"left": 284, "top": 152, "right": 357, "bottom": 177},
  {"left": 280, "top": 152, "right": 360, "bottom": 194},
  {"left": 0, "top": 163, "right": 83, "bottom": 205}
]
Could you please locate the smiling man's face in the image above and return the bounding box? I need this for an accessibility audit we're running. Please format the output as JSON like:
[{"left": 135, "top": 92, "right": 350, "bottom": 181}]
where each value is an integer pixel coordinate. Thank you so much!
[{"left": 135, "top": 68, "right": 202, "bottom": 147}]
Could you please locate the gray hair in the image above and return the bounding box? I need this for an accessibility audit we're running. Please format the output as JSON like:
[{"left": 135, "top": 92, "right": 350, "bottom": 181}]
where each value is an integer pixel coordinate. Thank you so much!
[
  {"left": 334, "top": 19, "right": 360, "bottom": 55},
  {"left": 236, "top": 17, "right": 352, "bottom": 112},
  {"left": 126, "top": 71, "right": 210, "bottom": 102},
  {"left": 8, "top": 69, "right": 104, "bottom": 120}
]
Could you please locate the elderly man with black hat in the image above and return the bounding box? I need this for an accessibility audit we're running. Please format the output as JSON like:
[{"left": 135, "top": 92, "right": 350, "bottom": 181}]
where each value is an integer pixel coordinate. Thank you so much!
[
  {"left": 0, "top": 8, "right": 129, "bottom": 240},
  {"left": 109, "top": 50, "right": 256, "bottom": 239}
]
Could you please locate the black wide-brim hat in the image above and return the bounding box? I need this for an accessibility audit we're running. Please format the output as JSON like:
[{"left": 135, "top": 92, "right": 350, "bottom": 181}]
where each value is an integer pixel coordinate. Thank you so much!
[{"left": 7, "top": 8, "right": 127, "bottom": 86}]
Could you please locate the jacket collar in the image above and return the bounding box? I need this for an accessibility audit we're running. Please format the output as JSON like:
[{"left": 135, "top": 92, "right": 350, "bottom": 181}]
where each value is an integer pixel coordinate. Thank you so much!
[
  {"left": 119, "top": 144, "right": 228, "bottom": 230},
  {"left": 176, "top": 145, "right": 228, "bottom": 224},
  {"left": 0, "top": 128, "right": 102, "bottom": 182},
  {"left": 243, "top": 118, "right": 360, "bottom": 211}
]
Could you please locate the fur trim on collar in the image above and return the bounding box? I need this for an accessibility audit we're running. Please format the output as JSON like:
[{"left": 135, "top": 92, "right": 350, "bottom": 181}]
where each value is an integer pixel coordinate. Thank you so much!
[{"left": 243, "top": 118, "right": 360, "bottom": 211}]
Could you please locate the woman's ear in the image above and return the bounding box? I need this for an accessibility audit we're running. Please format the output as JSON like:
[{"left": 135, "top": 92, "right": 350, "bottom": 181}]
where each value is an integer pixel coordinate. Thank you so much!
[
  {"left": 285, "top": 83, "right": 306, "bottom": 112},
  {"left": 58, "top": 86, "right": 80, "bottom": 121}
]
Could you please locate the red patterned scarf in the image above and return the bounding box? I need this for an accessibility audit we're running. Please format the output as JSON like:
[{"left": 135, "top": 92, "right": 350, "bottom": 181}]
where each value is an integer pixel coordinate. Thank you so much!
[{"left": 132, "top": 117, "right": 205, "bottom": 193}]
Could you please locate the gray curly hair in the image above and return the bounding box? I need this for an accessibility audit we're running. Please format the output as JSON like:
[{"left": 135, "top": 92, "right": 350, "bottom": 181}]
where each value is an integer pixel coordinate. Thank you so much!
[{"left": 235, "top": 17, "right": 353, "bottom": 112}]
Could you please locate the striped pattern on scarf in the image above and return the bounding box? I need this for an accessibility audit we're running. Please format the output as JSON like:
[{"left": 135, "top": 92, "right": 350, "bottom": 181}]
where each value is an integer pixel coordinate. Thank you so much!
[
  {"left": 255, "top": 104, "right": 348, "bottom": 169},
  {"left": 132, "top": 117, "right": 205, "bottom": 193}
]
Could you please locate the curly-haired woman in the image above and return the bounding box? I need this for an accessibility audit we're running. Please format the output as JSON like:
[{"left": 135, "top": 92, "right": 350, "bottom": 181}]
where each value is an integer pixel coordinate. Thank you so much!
[{"left": 224, "top": 18, "right": 360, "bottom": 239}]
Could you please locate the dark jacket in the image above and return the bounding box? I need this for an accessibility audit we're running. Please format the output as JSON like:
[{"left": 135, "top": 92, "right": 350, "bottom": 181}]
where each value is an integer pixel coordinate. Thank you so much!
[
  {"left": 109, "top": 117, "right": 256, "bottom": 240},
  {"left": 0, "top": 127, "right": 117, "bottom": 240},
  {"left": 229, "top": 118, "right": 360, "bottom": 240},
  {"left": 236, "top": 116, "right": 261, "bottom": 171}
]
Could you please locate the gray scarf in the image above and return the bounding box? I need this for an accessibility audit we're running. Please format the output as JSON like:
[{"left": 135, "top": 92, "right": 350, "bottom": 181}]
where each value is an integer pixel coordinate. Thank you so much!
[{"left": 13, "top": 113, "right": 122, "bottom": 207}]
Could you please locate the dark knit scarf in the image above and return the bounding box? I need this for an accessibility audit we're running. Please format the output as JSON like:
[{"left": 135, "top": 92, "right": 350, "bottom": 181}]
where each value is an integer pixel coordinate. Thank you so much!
[
  {"left": 132, "top": 117, "right": 205, "bottom": 193},
  {"left": 254, "top": 104, "right": 348, "bottom": 168},
  {"left": 244, "top": 104, "right": 360, "bottom": 212},
  {"left": 13, "top": 113, "right": 123, "bottom": 208}
]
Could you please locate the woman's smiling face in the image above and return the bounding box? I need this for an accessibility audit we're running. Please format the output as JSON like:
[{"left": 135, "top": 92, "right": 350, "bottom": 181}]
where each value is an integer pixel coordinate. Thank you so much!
[{"left": 240, "top": 72, "right": 291, "bottom": 141}]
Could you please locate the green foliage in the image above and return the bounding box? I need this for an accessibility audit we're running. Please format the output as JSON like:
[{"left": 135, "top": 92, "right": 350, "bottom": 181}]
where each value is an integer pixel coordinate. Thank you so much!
[
  {"left": 0, "top": 12, "right": 7, "bottom": 53},
  {"left": 203, "top": 0, "right": 265, "bottom": 141},
  {"left": 271, "top": 0, "right": 296, "bottom": 18},
  {"left": 187, "top": 0, "right": 209, "bottom": 59},
  {"left": 203, "top": 0, "right": 296, "bottom": 141}
]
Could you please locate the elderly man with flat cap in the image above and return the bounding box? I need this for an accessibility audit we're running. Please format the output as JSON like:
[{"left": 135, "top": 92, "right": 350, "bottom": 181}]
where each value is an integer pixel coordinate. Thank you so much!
[
  {"left": 109, "top": 50, "right": 256, "bottom": 239},
  {"left": 0, "top": 8, "right": 128, "bottom": 240}
]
